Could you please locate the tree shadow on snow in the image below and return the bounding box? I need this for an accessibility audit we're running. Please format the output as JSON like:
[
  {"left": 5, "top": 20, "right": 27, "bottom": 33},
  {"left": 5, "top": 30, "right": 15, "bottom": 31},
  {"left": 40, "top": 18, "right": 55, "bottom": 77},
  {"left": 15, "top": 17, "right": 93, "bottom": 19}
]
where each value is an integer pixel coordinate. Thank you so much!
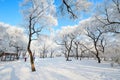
[{"left": 10, "top": 65, "right": 19, "bottom": 80}]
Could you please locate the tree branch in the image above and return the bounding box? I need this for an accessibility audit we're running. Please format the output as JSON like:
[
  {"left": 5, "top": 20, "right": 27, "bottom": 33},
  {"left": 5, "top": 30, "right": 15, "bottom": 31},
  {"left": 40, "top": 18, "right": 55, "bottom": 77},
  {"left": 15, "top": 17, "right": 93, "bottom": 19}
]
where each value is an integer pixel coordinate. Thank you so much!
[{"left": 62, "top": 0, "right": 77, "bottom": 19}]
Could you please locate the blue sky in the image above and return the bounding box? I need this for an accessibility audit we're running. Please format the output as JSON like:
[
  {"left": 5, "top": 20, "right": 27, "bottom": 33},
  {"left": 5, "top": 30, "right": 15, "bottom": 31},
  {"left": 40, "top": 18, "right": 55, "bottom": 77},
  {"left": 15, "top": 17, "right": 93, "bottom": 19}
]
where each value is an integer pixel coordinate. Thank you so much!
[
  {"left": 0, "top": 0, "right": 103, "bottom": 30},
  {"left": 0, "top": 0, "right": 22, "bottom": 26}
]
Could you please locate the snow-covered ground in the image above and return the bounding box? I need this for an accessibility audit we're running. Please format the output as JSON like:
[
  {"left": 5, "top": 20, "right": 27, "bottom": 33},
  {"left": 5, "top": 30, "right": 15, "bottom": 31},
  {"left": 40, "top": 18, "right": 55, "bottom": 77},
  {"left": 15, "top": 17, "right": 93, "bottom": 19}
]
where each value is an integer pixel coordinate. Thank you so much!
[{"left": 0, "top": 57, "right": 120, "bottom": 80}]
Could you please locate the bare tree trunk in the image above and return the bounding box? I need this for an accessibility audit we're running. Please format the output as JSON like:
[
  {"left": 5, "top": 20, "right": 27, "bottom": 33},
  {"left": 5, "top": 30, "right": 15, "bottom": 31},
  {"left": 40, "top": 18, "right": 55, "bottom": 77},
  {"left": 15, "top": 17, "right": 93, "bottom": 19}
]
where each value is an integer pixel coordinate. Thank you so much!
[
  {"left": 80, "top": 52, "right": 83, "bottom": 60},
  {"left": 43, "top": 52, "right": 45, "bottom": 58},
  {"left": 66, "top": 51, "right": 70, "bottom": 61},
  {"left": 94, "top": 43, "right": 101, "bottom": 63},
  {"left": 66, "top": 47, "right": 72, "bottom": 61},
  {"left": 28, "top": 48, "right": 36, "bottom": 71},
  {"left": 16, "top": 47, "right": 19, "bottom": 60},
  {"left": 50, "top": 49, "right": 54, "bottom": 58},
  {"left": 50, "top": 52, "right": 53, "bottom": 58},
  {"left": 76, "top": 46, "right": 79, "bottom": 60},
  {"left": 27, "top": 21, "right": 36, "bottom": 71},
  {"left": 96, "top": 54, "right": 101, "bottom": 63},
  {"left": 27, "top": 39, "right": 36, "bottom": 71},
  {"left": 74, "top": 42, "right": 79, "bottom": 60},
  {"left": 65, "top": 38, "right": 74, "bottom": 61}
]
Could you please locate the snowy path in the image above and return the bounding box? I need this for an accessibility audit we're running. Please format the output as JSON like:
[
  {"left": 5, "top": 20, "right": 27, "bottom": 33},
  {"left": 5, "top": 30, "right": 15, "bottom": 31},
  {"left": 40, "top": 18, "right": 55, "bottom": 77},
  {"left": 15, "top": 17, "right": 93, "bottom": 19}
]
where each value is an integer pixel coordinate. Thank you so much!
[{"left": 0, "top": 58, "right": 120, "bottom": 80}]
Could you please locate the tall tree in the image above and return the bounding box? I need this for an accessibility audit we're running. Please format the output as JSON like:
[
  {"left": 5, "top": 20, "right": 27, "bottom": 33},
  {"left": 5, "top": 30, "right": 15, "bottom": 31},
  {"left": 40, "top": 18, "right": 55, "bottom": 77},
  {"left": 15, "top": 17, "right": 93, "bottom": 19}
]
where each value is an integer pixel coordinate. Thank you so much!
[
  {"left": 21, "top": 0, "right": 57, "bottom": 71},
  {"left": 56, "top": 26, "right": 77, "bottom": 61},
  {"left": 79, "top": 17, "right": 107, "bottom": 63},
  {"left": 86, "top": 27, "right": 105, "bottom": 63}
]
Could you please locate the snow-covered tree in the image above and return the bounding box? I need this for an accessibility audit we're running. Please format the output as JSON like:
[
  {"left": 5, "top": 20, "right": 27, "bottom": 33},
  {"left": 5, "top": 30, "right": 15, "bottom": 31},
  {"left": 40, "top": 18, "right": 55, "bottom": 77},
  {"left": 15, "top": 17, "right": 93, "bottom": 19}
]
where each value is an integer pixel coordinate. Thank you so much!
[
  {"left": 77, "top": 17, "right": 108, "bottom": 63},
  {"left": 95, "top": 0, "right": 120, "bottom": 33},
  {"left": 92, "top": 0, "right": 120, "bottom": 63},
  {"left": 21, "top": 0, "right": 57, "bottom": 71},
  {"left": 37, "top": 34, "right": 58, "bottom": 58},
  {"left": 56, "top": 26, "right": 79, "bottom": 61},
  {"left": 0, "top": 22, "right": 27, "bottom": 58},
  {"left": 0, "top": 22, "right": 9, "bottom": 53},
  {"left": 7, "top": 26, "right": 27, "bottom": 59}
]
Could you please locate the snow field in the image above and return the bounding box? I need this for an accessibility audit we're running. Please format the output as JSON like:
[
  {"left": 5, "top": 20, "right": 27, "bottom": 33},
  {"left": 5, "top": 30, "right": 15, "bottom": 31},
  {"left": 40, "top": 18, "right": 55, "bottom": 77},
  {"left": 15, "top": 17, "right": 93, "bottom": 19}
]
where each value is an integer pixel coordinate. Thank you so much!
[{"left": 0, "top": 57, "right": 120, "bottom": 80}]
